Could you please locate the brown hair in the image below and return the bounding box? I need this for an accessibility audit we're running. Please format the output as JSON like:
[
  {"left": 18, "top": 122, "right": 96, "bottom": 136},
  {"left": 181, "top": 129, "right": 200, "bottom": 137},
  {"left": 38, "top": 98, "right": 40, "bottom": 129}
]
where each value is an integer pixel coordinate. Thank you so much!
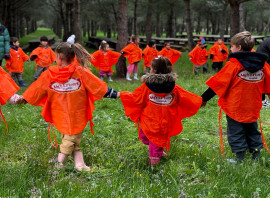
[
  {"left": 231, "top": 31, "right": 254, "bottom": 51},
  {"left": 100, "top": 40, "right": 109, "bottom": 51},
  {"left": 55, "top": 42, "right": 93, "bottom": 68},
  {"left": 151, "top": 56, "right": 172, "bottom": 74},
  {"left": 130, "top": 34, "right": 139, "bottom": 43}
]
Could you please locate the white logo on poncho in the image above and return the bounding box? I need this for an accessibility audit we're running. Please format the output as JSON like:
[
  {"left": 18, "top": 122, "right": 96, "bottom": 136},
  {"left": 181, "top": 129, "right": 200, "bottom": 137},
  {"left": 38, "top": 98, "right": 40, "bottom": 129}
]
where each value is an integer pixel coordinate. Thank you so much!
[
  {"left": 149, "top": 93, "right": 175, "bottom": 106},
  {"left": 237, "top": 70, "right": 264, "bottom": 82},
  {"left": 50, "top": 78, "right": 81, "bottom": 93}
]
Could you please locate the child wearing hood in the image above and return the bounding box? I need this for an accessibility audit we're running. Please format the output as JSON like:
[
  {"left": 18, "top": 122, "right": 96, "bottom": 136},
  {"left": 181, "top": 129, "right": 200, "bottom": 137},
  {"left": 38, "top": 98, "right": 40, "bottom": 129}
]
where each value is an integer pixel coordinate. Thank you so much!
[
  {"left": 201, "top": 31, "right": 270, "bottom": 162},
  {"left": 189, "top": 37, "right": 209, "bottom": 74},
  {"left": 119, "top": 57, "right": 202, "bottom": 165},
  {"left": 23, "top": 42, "right": 118, "bottom": 171}
]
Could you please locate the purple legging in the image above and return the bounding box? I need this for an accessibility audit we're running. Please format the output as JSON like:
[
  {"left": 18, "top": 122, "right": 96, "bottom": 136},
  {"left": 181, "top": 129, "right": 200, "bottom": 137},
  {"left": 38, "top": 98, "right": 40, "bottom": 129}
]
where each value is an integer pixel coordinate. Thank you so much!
[
  {"left": 139, "top": 129, "right": 163, "bottom": 157},
  {"left": 127, "top": 62, "right": 138, "bottom": 74},
  {"left": 99, "top": 70, "right": 112, "bottom": 77}
]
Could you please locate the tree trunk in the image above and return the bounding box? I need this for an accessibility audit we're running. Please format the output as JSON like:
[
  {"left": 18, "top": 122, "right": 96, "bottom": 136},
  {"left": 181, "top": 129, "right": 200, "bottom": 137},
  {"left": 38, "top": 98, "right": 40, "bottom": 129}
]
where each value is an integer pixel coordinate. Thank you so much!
[
  {"left": 258, "top": 3, "right": 263, "bottom": 35},
  {"left": 166, "top": 3, "right": 176, "bottom": 38},
  {"left": 87, "top": 20, "right": 90, "bottom": 38},
  {"left": 206, "top": 12, "right": 209, "bottom": 35},
  {"left": 210, "top": 13, "right": 217, "bottom": 35},
  {"left": 145, "top": 0, "right": 154, "bottom": 43},
  {"left": 155, "top": 8, "right": 161, "bottom": 37},
  {"left": 228, "top": 0, "right": 250, "bottom": 37},
  {"left": 220, "top": 2, "right": 228, "bottom": 39},
  {"left": 196, "top": 13, "right": 201, "bottom": 35},
  {"left": 264, "top": 17, "right": 270, "bottom": 36},
  {"left": 133, "top": 0, "right": 138, "bottom": 35},
  {"left": 184, "top": 0, "right": 194, "bottom": 49},
  {"left": 239, "top": 3, "right": 245, "bottom": 31},
  {"left": 73, "top": 0, "right": 82, "bottom": 43},
  {"left": 115, "top": 0, "right": 128, "bottom": 78}
]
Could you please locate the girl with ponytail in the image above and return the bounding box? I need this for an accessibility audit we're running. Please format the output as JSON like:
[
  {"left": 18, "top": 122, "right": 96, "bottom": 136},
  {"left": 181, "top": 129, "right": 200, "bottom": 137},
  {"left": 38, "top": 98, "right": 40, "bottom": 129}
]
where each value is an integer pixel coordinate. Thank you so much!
[{"left": 22, "top": 42, "right": 118, "bottom": 171}]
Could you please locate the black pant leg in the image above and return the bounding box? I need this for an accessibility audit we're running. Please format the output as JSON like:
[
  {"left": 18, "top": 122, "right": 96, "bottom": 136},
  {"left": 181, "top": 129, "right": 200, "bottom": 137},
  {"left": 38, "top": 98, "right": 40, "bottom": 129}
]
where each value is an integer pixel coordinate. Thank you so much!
[
  {"left": 226, "top": 115, "right": 248, "bottom": 153},
  {"left": 244, "top": 121, "right": 263, "bottom": 152}
]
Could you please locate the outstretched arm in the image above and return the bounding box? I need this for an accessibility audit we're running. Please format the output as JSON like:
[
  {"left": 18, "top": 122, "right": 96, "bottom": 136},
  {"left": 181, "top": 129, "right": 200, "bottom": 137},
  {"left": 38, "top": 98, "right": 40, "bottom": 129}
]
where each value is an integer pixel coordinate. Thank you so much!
[
  {"left": 201, "top": 87, "right": 216, "bottom": 107},
  {"left": 103, "top": 87, "right": 118, "bottom": 99}
]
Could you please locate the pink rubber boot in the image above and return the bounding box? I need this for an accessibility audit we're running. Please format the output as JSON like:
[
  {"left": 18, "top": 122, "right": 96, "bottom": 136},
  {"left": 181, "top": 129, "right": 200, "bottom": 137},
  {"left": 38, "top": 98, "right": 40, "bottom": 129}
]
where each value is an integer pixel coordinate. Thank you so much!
[
  {"left": 56, "top": 153, "right": 68, "bottom": 169},
  {"left": 73, "top": 151, "right": 90, "bottom": 171},
  {"left": 148, "top": 157, "right": 160, "bottom": 166}
]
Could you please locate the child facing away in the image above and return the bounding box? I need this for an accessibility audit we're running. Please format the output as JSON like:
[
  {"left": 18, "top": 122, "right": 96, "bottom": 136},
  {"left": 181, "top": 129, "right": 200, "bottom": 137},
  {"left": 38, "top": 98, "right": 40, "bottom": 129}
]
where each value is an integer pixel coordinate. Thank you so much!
[
  {"left": 22, "top": 42, "right": 118, "bottom": 171},
  {"left": 30, "top": 36, "right": 56, "bottom": 80},
  {"left": 5, "top": 37, "right": 29, "bottom": 87},
  {"left": 0, "top": 66, "right": 24, "bottom": 128},
  {"left": 119, "top": 57, "right": 202, "bottom": 165},
  {"left": 189, "top": 37, "right": 209, "bottom": 74},
  {"left": 91, "top": 40, "right": 121, "bottom": 81},
  {"left": 201, "top": 31, "right": 270, "bottom": 162},
  {"left": 158, "top": 42, "right": 181, "bottom": 66},
  {"left": 121, "top": 35, "right": 142, "bottom": 81},
  {"left": 142, "top": 41, "right": 159, "bottom": 73},
  {"left": 208, "top": 38, "right": 228, "bottom": 72}
]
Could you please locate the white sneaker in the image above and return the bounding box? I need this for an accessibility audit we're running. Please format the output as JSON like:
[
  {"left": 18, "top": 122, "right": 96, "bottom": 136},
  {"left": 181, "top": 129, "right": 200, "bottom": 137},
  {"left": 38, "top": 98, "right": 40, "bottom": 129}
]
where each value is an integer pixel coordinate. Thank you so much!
[
  {"left": 262, "top": 100, "right": 270, "bottom": 108},
  {"left": 100, "top": 76, "right": 104, "bottom": 81},
  {"left": 126, "top": 73, "right": 132, "bottom": 81},
  {"left": 133, "top": 73, "right": 139, "bottom": 80},
  {"left": 108, "top": 77, "right": 113, "bottom": 82}
]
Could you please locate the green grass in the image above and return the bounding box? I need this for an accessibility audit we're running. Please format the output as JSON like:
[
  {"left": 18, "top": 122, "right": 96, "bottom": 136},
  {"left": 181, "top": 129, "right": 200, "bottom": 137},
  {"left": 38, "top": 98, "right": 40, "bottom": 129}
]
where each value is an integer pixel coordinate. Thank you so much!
[
  {"left": 19, "top": 28, "right": 59, "bottom": 47},
  {"left": 1, "top": 29, "right": 270, "bottom": 197}
]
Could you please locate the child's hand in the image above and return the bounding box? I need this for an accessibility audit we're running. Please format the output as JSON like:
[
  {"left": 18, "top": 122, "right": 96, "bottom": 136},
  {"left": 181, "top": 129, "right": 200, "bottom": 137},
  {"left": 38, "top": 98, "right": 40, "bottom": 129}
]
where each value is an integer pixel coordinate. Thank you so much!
[
  {"left": 201, "top": 101, "right": 207, "bottom": 107},
  {"left": 117, "top": 92, "right": 120, "bottom": 98}
]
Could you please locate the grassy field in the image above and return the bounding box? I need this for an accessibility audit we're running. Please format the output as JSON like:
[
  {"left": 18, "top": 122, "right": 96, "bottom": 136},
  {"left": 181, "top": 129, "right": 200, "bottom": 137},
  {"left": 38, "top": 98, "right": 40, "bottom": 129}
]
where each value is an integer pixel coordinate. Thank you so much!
[{"left": 1, "top": 29, "right": 270, "bottom": 197}]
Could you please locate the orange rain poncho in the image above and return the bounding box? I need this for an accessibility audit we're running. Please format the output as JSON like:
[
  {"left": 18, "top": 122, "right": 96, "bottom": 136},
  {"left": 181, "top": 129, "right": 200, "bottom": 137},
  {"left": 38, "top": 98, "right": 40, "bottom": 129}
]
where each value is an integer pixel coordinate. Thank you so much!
[
  {"left": 91, "top": 50, "right": 121, "bottom": 72},
  {"left": 189, "top": 45, "right": 208, "bottom": 65},
  {"left": 30, "top": 46, "right": 56, "bottom": 67},
  {"left": 158, "top": 47, "right": 181, "bottom": 65},
  {"left": 120, "top": 81, "right": 202, "bottom": 150},
  {"left": 206, "top": 54, "right": 270, "bottom": 123},
  {"left": 0, "top": 67, "right": 19, "bottom": 105},
  {"left": 208, "top": 42, "right": 228, "bottom": 62},
  {"left": 121, "top": 43, "right": 142, "bottom": 64},
  {"left": 142, "top": 46, "right": 159, "bottom": 67},
  {"left": 23, "top": 63, "right": 107, "bottom": 135},
  {"left": 5, "top": 47, "right": 29, "bottom": 73}
]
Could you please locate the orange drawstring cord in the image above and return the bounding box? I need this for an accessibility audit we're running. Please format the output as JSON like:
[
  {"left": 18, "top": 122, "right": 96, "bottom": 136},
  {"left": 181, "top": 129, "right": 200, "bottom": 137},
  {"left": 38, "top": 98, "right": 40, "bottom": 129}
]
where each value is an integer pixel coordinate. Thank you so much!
[
  {"left": 259, "top": 115, "right": 270, "bottom": 153},
  {"left": 48, "top": 123, "right": 58, "bottom": 148},
  {"left": 0, "top": 107, "right": 8, "bottom": 134},
  {"left": 192, "top": 64, "right": 195, "bottom": 74},
  {"left": 219, "top": 108, "right": 225, "bottom": 157},
  {"left": 90, "top": 120, "right": 94, "bottom": 135}
]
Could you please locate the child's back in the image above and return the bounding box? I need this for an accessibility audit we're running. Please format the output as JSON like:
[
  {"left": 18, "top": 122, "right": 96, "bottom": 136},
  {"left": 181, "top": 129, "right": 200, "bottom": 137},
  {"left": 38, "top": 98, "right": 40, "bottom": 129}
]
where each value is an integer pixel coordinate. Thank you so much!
[{"left": 120, "top": 57, "right": 202, "bottom": 165}]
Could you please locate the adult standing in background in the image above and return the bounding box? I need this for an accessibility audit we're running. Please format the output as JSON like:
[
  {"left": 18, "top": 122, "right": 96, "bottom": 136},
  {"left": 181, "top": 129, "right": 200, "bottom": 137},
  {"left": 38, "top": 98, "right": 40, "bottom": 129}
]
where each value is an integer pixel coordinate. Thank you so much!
[
  {"left": 0, "top": 23, "right": 10, "bottom": 66},
  {"left": 256, "top": 38, "right": 270, "bottom": 108}
]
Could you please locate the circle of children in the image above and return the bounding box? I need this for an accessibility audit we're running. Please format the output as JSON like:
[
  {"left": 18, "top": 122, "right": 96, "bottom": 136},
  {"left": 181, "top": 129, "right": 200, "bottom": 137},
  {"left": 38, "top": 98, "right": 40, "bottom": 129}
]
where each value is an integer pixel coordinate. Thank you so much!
[{"left": 1, "top": 31, "right": 270, "bottom": 170}]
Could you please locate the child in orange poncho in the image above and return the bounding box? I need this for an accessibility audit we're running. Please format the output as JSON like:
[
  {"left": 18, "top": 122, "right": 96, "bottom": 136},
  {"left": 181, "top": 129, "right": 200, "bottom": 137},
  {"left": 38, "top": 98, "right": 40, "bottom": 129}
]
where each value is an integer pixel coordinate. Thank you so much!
[
  {"left": 158, "top": 42, "right": 181, "bottom": 66},
  {"left": 30, "top": 36, "right": 56, "bottom": 80},
  {"left": 0, "top": 67, "right": 24, "bottom": 130},
  {"left": 23, "top": 42, "right": 118, "bottom": 171},
  {"left": 189, "top": 38, "right": 209, "bottom": 74},
  {"left": 119, "top": 57, "right": 202, "bottom": 165},
  {"left": 142, "top": 41, "right": 159, "bottom": 73},
  {"left": 91, "top": 41, "right": 121, "bottom": 81},
  {"left": 209, "top": 38, "right": 228, "bottom": 72},
  {"left": 121, "top": 35, "right": 142, "bottom": 81},
  {"left": 5, "top": 37, "right": 29, "bottom": 87},
  {"left": 201, "top": 32, "right": 270, "bottom": 162}
]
